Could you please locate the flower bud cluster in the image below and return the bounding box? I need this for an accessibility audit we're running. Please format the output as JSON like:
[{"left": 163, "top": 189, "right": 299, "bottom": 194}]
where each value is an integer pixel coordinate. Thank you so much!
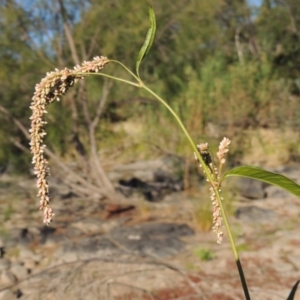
[{"left": 217, "top": 137, "right": 231, "bottom": 165}]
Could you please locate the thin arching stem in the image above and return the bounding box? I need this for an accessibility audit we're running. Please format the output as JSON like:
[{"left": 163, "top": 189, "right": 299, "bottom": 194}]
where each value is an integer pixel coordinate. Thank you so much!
[
  {"left": 141, "top": 83, "right": 251, "bottom": 300},
  {"left": 80, "top": 63, "right": 250, "bottom": 299},
  {"left": 76, "top": 72, "right": 140, "bottom": 88},
  {"left": 108, "top": 60, "right": 141, "bottom": 83}
]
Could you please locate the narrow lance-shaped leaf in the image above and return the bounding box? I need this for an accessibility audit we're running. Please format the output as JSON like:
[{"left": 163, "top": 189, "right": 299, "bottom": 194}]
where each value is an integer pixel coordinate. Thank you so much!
[
  {"left": 223, "top": 166, "right": 300, "bottom": 198},
  {"left": 136, "top": 6, "right": 156, "bottom": 78}
]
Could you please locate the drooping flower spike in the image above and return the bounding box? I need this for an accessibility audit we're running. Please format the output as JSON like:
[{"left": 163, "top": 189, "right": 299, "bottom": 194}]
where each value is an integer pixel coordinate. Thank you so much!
[{"left": 29, "top": 56, "right": 109, "bottom": 225}]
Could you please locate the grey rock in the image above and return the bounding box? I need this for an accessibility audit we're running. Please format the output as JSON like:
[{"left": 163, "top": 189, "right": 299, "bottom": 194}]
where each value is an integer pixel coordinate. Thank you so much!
[
  {"left": 48, "top": 177, "right": 74, "bottom": 199},
  {"left": 4, "top": 227, "right": 40, "bottom": 247},
  {"left": 273, "top": 261, "right": 294, "bottom": 273},
  {"left": 287, "top": 255, "right": 300, "bottom": 268},
  {"left": 109, "top": 222, "right": 194, "bottom": 258},
  {"left": 109, "top": 156, "right": 185, "bottom": 201},
  {"left": 62, "top": 236, "right": 120, "bottom": 259},
  {"left": 18, "top": 228, "right": 36, "bottom": 244},
  {"left": 96, "top": 219, "right": 122, "bottom": 233},
  {"left": 1, "top": 230, "right": 20, "bottom": 248},
  {"left": 0, "top": 259, "right": 10, "bottom": 272},
  {"left": 0, "top": 270, "right": 16, "bottom": 287},
  {"left": 59, "top": 222, "right": 194, "bottom": 259},
  {"left": 235, "top": 206, "right": 277, "bottom": 223},
  {"left": 0, "top": 290, "right": 16, "bottom": 300},
  {"left": 265, "top": 185, "right": 293, "bottom": 199},
  {"left": 53, "top": 250, "right": 79, "bottom": 263},
  {"left": 235, "top": 178, "right": 266, "bottom": 199},
  {"left": 70, "top": 218, "right": 104, "bottom": 234},
  {"left": 22, "top": 258, "right": 36, "bottom": 271},
  {"left": 39, "top": 226, "right": 58, "bottom": 244},
  {"left": 18, "top": 248, "right": 41, "bottom": 262},
  {"left": 10, "top": 263, "right": 28, "bottom": 280},
  {"left": 108, "top": 159, "right": 168, "bottom": 182},
  {"left": 64, "top": 226, "right": 83, "bottom": 238}
]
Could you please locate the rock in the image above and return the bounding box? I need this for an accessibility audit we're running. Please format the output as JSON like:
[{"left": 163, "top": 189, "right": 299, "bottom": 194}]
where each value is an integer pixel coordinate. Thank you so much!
[
  {"left": 109, "top": 158, "right": 181, "bottom": 183},
  {"left": 287, "top": 255, "right": 300, "bottom": 268},
  {"left": 59, "top": 223, "right": 194, "bottom": 260},
  {"left": 10, "top": 263, "right": 28, "bottom": 280},
  {"left": 273, "top": 261, "right": 294, "bottom": 273},
  {"left": 64, "top": 226, "right": 83, "bottom": 238},
  {"left": 60, "top": 237, "right": 120, "bottom": 261},
  {"left": 70, "top": 218, "right": 105, "bottom": 234},
  {"left": 94, "top": 218, "right": 122, "bottom": 233},
  {"left": 265, "top": 185, "right": 294, "bottom": 199},
  {"left": 22, "top": 258, "right": 36, "bottom": 271},
  {"left": 25, "top": 225, "right": 64, "bottom": 246},
  {"left": 48, "top": 177, "right": 74, "bottom": 199},
  {"left": 17, "top": 248, "right": 41, "bottom": 272},
  {"left": 39, "top": 226, "right": 57, "bottom": 244},
  {"left": 109, "top": 222, "right": 194, "bottom": 258},
  {"left": 235, "top": 178, "right": 266, "bottom": 199},
  {"left": 55, "top": 251, "right": 79, "bottom": 264},
  {"left": 0, "top": 290, "right": 16, "bottom": 300},
  {"left": 235, "top": 206, "right": 277, "bottom": 223},
  {"left": 109, "top": 156, "right": 185, "bottom": 201},
  {"left": 68, "top": 218, "right": 122, "bottom": 237},
  {"left": 0, "top": 270, "right": 17, "bottom": 287},
  {"left": 0, "top": 259, "right": 10, "bottom": 272},
  {"left": 118, "top": 177, "right": 184, "bottom": 202},
  {"left": 18, "top": 248, "right": 41, "bottom": 262},
  {"left": 5, "top": 227, "right": 40, "bottom": 247},
  {"left": 18, "top": 228, "right": 35, "bottom": 244}
]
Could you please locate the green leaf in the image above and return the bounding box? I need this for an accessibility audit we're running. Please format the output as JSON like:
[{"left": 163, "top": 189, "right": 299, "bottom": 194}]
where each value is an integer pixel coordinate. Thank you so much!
[
  {"left": 286, "top": 280, "right": 299, "bottom": 300},
  {"left": 223, "top": 166, "right": 300, "bottom": 198},
  {"left": 136, "top": 6, "right": 156, "bottom": 77}
]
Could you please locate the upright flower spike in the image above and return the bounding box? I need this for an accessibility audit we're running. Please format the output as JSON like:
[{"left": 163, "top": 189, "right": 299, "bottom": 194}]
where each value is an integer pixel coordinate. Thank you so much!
[
  {"left": 195, "top": 137, "right": 231, "bottom": 244},
  {"left": 30, "top": 56, "right": 109, "bottom": 225},
  {"left": 217, "top": 137, "right": 231, "bottom": 165},
  {"left": 216, "top": 137, "right": 231, "bottom": 181}
]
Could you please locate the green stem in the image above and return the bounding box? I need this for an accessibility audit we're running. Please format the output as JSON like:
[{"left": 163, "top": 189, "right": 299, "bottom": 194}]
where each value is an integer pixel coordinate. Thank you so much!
[
  {"left": 108, "top": 60, "right": 141, "bottom": 83},
  {"left": 142, "top": 84, "right": 214, "bottom": 181},
  {"left": 76, "top": 72, "right": 140, "bottom": 88},
  {"left": 142, "top": 83, "right": 250, "bottom": 300},
  {"left": 83, "top": 65, "right": 250, "bottom": 299}
]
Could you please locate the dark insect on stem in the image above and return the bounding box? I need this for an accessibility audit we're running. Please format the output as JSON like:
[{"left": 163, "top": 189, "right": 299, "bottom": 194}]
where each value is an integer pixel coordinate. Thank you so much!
[{"left": 201, "top": 151, "right": 212, "bottom": 166}]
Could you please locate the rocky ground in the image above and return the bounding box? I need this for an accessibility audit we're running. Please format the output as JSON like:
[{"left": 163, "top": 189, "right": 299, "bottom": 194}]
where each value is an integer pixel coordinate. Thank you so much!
[{"left": 0, "top": 158, "right": 300, "bottom": 300}]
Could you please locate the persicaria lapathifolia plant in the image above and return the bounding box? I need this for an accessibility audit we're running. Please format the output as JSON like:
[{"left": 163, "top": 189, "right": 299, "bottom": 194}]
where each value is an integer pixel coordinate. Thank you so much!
[{"left": 29, "top": 7, "right": 300, "bottom": 300}]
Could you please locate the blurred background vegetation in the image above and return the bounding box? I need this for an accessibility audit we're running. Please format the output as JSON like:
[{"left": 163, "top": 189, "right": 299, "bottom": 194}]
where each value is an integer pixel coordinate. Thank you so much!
[{"left": 1, "top": 0, "right": 300, "bottom": 174}]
